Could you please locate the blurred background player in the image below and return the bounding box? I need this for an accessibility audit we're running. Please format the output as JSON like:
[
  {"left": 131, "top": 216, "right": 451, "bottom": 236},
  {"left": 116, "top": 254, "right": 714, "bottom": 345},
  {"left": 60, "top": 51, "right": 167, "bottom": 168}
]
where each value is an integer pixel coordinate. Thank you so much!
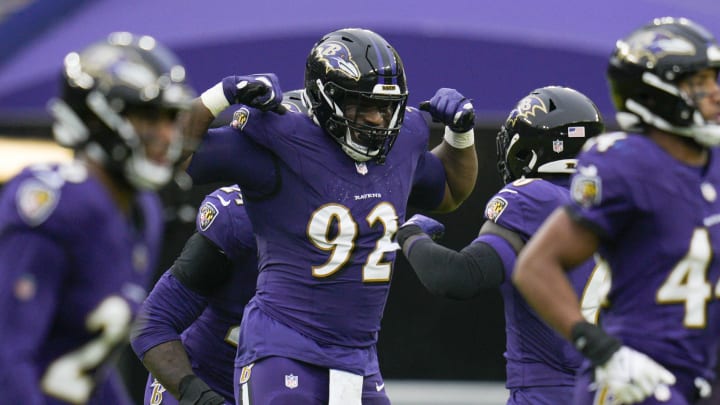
[
  {"left": 182, "top": 27, "right": 478, "bottom": 404},
  {"left": 0, "top": 32, "right": 194, "bottom": 404},
  {"left": 514, "top": 17, "right": 720, "bottom": 404},
  {"left": 396, "top": 86, "right": 605, "bottom": 404},
  {"left": 131, "top": 92, "right": 309, "bottom": 405}
]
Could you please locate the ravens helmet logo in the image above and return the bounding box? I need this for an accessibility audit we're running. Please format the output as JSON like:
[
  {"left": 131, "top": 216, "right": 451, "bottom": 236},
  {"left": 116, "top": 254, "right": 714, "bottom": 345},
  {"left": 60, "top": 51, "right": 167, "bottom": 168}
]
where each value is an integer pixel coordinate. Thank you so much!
[
  {"left": 507, "top": 95, "right": 548, "bottom": 127},
  {"left": 618, "top": 29, "right": 696, "bottom": 65},
  {"left": 313, "top": 41, "right": 361, "bottom": 81}
]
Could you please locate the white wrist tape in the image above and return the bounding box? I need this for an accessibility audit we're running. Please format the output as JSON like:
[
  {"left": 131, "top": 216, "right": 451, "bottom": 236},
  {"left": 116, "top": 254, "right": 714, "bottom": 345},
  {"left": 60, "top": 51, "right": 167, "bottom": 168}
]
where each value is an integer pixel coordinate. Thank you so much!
[
  {"left": 443, "top": 126, "right": 475, "bottom": 149},
  {"left": 200, "top": 82, "right": 230, "bottom": 117}
]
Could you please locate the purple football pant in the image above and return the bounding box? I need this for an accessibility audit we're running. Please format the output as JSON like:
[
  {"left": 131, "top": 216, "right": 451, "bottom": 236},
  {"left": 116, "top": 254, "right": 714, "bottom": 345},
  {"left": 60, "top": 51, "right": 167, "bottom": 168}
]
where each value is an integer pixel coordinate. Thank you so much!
[
  {"left": 506, "top": 385, "right": 574, "bottom": 404},
  {"left": 235, "top": 356, "right": 391, "bottom": 405}
]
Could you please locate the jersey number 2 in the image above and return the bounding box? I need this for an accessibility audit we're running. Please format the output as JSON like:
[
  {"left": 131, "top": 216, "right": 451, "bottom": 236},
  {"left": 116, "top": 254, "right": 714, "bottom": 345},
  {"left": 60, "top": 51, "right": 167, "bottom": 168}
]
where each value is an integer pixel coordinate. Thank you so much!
[
  {"left": 41, "top": 296, "right": 132, "bottom": 403},
  {"left": 307, "top": 202, "right": 398, "bottom": 282}
]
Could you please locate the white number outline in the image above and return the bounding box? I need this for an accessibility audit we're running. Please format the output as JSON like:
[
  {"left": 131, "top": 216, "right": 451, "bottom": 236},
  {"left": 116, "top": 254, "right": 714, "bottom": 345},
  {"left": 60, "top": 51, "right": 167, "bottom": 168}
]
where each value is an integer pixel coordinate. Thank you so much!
[
  {"left": 41, "top": 296, "right": 132, "bottom": 404},
  {"left": 657, "top": 228, "right": 714, "bottom": 328},
  {"left": 580, "top": 257, "right": 611, "bottom": 325},
  {"left": 307, "top": 202, "right": 398, "bottom": 282}
]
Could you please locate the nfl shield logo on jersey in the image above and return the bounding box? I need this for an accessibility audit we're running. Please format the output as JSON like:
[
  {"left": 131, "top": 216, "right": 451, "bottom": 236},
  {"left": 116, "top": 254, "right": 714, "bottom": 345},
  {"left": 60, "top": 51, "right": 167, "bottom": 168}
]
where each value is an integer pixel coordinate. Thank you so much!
[
  {"left": 285, "top": 374, "right": 299, "bottom": 389},
  {"left": 552, "top": 139, "right": 564, "bottom": 153}
]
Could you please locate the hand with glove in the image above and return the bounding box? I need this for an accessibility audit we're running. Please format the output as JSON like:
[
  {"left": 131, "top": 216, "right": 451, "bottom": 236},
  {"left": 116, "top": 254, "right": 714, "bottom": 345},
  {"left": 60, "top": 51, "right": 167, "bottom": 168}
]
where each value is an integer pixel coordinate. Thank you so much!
[
  {"left": 572, "top": 321, "right": 676, "bottom": 404},
  {"left": 401, "top": 214, "right": 445, "bottom": 240},
  {"left": 419, "top": 88, "right": 476, "bottom": 136},
  {"left": 200, "top": 73, "right": 286, "bottom": 117},
  {"left": 178, "top": 375, "right": 226, "bottom": 405},
  {"left": 396, "top": 214, "right": 445, "bottom": 255}
]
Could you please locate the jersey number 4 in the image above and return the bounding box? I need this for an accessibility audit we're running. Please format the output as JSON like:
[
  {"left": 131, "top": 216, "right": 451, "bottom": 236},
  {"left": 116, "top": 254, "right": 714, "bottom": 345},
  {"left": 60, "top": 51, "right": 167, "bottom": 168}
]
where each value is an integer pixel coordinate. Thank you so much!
[
  {"left": 657, "top": 228, "right": 717, "bottom": 328},
  {"left": 307, "top": 202, "right": 398, "bottom": 282}
]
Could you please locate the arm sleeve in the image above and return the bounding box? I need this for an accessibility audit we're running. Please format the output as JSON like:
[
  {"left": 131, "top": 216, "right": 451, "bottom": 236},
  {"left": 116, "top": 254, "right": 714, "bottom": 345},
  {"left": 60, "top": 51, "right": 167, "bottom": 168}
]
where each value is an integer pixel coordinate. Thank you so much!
[
  {"left": 130, "top": 272, "right": 208, "bottom": 360},
  {"left": 169, "top": 232, "right": 233, "bottom": 295},
  {"left": 0, "top": 232, "right": 67, "bottom": 402},
  {"left": 403, "top": 236, "right": 505, "bottom": 300}
]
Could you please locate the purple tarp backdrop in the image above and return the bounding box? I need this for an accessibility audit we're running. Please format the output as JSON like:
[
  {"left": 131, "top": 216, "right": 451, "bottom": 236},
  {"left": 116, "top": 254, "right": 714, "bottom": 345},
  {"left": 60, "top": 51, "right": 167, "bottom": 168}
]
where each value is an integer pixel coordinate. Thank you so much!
[{"left": 1, "top": 0, "right": 719, "bottom": 122}]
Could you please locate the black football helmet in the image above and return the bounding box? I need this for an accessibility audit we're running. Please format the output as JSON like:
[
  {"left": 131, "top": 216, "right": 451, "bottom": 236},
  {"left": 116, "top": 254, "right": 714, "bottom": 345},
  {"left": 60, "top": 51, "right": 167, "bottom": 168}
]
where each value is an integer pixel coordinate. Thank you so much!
[
  {"left": 497, "top": 86, "right": 604, "bottom": 184},
  {"left": 608, "top": 17, "right": 720, "bottom": 146},
  {"left": 48, "top": 32, "right": 195, "bottom": 190},
  {"left": 305, "top": 28, "right": 408, "bottom": 163}
]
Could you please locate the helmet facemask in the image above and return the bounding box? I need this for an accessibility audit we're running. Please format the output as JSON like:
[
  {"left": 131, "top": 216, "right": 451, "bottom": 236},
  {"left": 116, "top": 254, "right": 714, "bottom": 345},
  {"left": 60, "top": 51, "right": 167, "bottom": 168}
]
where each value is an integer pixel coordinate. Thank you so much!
[
  {"left": 50, "top": 90, "right": 186, "bottom": 190},
  {"left": 305, "top": 28, "right": 409, "bottom": 164},
  {"left": 313, "top": 79, "right": 407, "bottom": 163}
]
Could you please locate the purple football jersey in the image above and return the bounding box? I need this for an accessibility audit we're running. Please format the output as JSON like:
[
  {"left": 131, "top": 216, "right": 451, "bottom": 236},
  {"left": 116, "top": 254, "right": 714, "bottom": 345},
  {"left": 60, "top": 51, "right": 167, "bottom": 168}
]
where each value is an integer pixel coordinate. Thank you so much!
[
  {"left": 0, "top": 162, "right": 163, "bottom": 404},
  {"left": 189, "top": 107, "right": 445, "bottom": 375},
  {"left": 568, "top": 132, "right": 720, "bottom": 398},
  {"left": 181, "top": 185, "right": 258, "bottom": 399},
  {"left": 133, "top": 185, "right": 257, "bottom": 403},
  {"left": 476, "top": 178, "right": 597, "bottom": 391}
]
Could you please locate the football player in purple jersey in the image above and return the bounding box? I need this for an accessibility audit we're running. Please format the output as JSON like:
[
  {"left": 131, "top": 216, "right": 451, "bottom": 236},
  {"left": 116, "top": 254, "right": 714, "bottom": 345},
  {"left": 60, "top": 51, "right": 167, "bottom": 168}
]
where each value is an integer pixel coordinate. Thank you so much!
[
  {"left": 182, "top": 28, "right": 478, "bottom": 404},
  {"left": 130, "top": 92, "right": 310, "bottom": 405},
  {"left": 131, "top": 185, "right": 255, "bottom": 405},
  {"left": 514, "top": 17, "right": 720, "bottom": 405},
  {"left": 0, "top": 32, "right": 194, "bottom": 404},
  {"left": 396, "top": 86, "right": 605, "bottom": 404}
]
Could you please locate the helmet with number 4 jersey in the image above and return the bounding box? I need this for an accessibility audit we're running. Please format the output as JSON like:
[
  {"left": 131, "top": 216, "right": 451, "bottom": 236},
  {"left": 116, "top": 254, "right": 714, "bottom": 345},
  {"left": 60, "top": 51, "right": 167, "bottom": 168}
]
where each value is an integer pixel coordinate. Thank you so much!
[
  {"left": 496, "top": 86, "right": 604, "bottom": 184},
  {"left": 608, "top": 17, "right": 720, "bottom": 146},
  {"left": 305, "top": 28, "right": 408, "bottom": 163},
  {"left": 49, "top": 31, "right": 195, "bottom": 190}
]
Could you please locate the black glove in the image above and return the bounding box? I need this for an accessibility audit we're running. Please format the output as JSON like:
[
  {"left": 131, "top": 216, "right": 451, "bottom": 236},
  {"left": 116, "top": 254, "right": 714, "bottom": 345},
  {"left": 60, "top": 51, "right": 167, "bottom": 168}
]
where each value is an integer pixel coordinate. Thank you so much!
[{"left": 178, "top": 375, "right": 226, "bottom": 405}]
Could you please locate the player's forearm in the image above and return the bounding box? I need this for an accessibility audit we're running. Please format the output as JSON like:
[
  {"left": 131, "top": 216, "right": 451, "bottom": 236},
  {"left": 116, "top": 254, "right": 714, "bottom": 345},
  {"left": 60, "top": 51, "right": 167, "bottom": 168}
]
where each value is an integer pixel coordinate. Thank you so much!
[
  {"left": 141, "top": 340, "right": 195, "bottom": 398},
  {"left": 397, "top": 223, "right": 504, "bottom": 298},
  {"left": 130, "top": 272, "right": 207, "bottom": 359},
  {"left": 180, "top": 98, "right": 217, "bottom": 165},
  {"left": 512, "top": 256, "right": 584, "bottom": 339},
  {"left": 431, "top": 134, "right": 478, "bottom": 211}
]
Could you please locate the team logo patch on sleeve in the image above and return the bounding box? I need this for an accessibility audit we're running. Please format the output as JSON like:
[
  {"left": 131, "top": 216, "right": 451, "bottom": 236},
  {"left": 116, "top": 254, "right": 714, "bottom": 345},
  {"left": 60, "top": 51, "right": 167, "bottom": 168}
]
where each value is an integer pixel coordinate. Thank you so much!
[
  {"left": 197, "top": 201, "right": 219, "bottom": 231},
  {"left": 232, "top": 107, "right": 250, "bottom": 131},
  {"left": 485, "top": 196, "right": 508, "bottom": 222},
  {"left": 571, "top": 165, "right": 602, "bottom": 207},
  {"left": 15, "top": 179, "right": 59, "bottom": 226}
]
